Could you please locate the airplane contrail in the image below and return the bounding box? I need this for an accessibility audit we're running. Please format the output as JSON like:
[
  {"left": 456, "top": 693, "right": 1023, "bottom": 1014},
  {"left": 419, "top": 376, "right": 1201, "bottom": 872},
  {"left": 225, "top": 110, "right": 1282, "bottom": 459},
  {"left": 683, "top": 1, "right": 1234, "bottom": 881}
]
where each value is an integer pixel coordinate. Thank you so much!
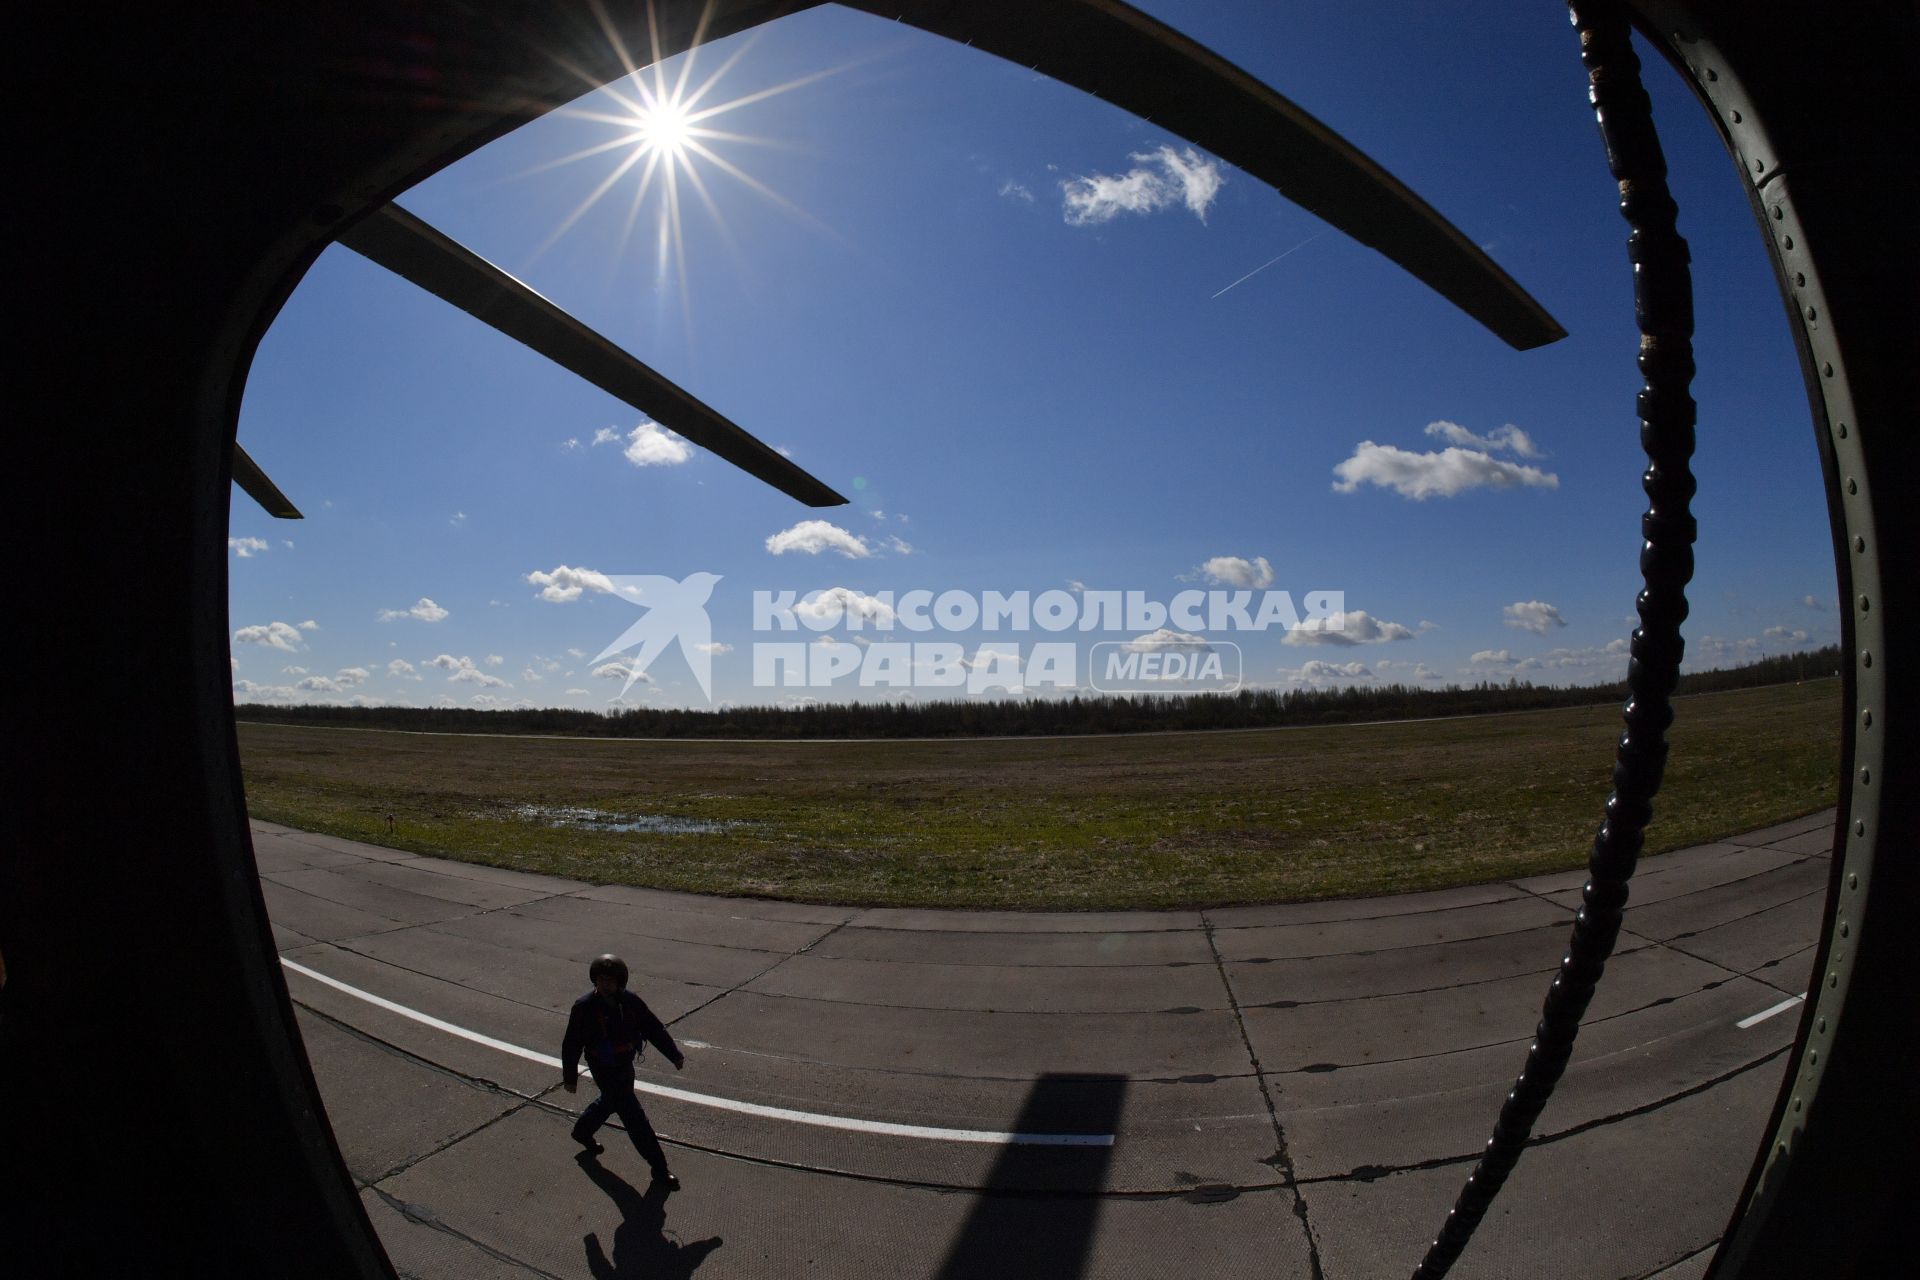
[{"left": 1210, "top": 233, "right": 1320, "bottom": 299}]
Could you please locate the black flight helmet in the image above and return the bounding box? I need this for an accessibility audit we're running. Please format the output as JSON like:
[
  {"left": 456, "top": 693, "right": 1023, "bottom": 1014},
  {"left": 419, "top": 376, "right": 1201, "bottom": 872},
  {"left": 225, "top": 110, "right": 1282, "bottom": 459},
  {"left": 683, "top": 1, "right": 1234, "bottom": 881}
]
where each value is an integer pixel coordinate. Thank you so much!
[{"left": 589, "top": 954, "right": 629, "bottom": 989}]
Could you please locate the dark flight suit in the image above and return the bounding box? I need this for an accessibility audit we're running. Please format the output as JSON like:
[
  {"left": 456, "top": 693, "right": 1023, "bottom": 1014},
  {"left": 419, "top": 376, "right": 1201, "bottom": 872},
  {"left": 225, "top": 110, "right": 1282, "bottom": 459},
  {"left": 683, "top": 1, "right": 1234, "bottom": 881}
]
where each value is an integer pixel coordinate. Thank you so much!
[{"left": 561, "top": 988, "right": 684, "bottom": 1176}]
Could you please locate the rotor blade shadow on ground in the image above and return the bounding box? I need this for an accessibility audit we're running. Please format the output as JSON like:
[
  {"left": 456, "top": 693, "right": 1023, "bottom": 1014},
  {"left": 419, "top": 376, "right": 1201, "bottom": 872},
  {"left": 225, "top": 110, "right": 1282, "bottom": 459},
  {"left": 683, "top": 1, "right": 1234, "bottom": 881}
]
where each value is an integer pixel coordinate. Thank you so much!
[{"left": 936, "top": 1073, "right": 1128, "bottom": 1280}]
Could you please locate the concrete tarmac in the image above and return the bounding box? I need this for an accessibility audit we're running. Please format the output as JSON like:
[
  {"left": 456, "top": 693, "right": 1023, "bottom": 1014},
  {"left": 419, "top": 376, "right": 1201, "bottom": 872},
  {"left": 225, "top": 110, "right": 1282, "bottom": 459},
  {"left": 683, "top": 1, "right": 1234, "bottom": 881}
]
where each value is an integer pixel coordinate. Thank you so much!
[{"left": 258, "top": 810, "right": 1834, "bottom": 1279}]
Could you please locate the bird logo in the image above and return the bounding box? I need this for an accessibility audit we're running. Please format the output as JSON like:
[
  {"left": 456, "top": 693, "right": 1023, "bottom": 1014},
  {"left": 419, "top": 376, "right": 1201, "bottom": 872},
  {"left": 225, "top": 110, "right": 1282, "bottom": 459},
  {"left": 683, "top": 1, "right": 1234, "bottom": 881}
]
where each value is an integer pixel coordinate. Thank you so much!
[{"left": 591, "top": 573, "right": 723, "bottom": 702}]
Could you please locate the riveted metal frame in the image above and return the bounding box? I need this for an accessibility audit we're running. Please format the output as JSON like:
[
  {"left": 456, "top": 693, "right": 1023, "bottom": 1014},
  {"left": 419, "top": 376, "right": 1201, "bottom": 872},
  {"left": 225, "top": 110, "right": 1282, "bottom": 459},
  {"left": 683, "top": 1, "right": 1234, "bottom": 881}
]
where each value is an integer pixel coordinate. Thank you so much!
[
  {"left": 1707, "top": 174, "right": 1881, "bottom": 1274},
  {"left": 1626, "top": 2, "right": 1906, "bottom": 1275}
]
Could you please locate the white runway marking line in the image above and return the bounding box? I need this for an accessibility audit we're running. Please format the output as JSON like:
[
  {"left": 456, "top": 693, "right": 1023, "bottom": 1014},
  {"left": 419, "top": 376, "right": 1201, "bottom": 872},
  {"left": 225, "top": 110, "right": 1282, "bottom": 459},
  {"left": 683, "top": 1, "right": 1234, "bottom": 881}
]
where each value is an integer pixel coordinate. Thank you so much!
[
  {"left": 281, "top": 957, "right": 1113, "bottom": 1147},
  {"left": 1736, "top": 994, "right": 1806, "bottom": 1029}
]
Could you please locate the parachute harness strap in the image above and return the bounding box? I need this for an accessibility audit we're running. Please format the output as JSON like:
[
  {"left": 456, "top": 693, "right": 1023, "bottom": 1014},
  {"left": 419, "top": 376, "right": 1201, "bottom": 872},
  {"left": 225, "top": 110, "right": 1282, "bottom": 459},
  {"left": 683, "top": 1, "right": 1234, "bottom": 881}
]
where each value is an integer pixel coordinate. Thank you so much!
[{"left": 1410, "top": 4, "right": 1698, "bottom": 1275}]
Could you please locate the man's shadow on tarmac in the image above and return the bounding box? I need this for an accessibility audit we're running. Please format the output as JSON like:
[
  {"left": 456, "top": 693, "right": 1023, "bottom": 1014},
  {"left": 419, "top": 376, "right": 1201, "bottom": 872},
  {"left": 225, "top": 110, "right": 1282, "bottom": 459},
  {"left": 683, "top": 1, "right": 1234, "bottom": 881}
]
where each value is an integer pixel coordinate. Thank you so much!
[{"left": 577, "top": 1153, "right": 723, "bottom": 1278}]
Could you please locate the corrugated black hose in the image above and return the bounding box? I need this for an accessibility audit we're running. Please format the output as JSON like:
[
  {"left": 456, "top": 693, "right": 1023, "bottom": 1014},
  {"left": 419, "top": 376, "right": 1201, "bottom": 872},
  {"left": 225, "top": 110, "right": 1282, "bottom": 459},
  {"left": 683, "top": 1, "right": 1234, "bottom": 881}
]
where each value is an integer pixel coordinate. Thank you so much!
[{"left": 1410, "top": 3, "right": 1699, "bottom": 1275}]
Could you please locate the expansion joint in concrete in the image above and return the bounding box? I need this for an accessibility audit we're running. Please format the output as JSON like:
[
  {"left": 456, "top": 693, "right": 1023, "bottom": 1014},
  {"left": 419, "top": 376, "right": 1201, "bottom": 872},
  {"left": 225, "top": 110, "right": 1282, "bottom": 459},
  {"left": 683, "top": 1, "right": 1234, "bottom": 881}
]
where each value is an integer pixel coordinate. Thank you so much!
[
  {"left": 463, "top": 889, "right": 577, "bottom": 922},
  {"left": 320, "top": 935, "right": 604, "bottom": 1017},
  {"left": 366, "top": 1185, "right": 564, "bottom": 1280},
  {"left": 1201, "top": 908, "right": 1327, "bottom": 1280},
  {"left": 1618, "top": 926, "right": 1814, "bottom": 998},
  {"left": 1298, "top": 1042, "right": 1791, "bottom": 1187},
  {"left": 295, "top": 997, "right": 533, "bottom": 1096},
  {"left": 668, "top": 918, "right": 855, "bottom": 1029}
]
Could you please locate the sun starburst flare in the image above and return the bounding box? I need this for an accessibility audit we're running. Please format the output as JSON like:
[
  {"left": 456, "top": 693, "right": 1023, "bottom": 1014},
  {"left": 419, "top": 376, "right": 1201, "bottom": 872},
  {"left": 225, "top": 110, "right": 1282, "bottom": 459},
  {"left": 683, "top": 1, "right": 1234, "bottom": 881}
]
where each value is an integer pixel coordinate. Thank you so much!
[{"left": 519, "top": 1, "right": 869, "bottom": 326}]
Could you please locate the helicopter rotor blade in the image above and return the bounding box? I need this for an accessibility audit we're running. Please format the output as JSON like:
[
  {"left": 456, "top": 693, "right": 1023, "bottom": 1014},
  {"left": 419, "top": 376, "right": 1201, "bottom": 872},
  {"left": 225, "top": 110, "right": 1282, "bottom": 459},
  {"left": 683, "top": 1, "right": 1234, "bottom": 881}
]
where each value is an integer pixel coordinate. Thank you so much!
[
  {"left": 231, "top": 441, "right": 303, "bottom": 519},
  {"left": 849, "top": 0, "right": 1565, "bottom": 349},
  {"left": 337, "top": 203, "right": 848, "bottom": 507}
]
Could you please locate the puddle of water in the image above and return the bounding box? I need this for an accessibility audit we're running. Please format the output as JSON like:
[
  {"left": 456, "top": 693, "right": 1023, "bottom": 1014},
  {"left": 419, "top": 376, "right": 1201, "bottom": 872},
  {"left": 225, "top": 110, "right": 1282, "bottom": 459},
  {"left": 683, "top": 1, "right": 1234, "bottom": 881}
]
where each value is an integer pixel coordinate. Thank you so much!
[{"left": 502, "top": 803, "right": 741, "bottom": 835}]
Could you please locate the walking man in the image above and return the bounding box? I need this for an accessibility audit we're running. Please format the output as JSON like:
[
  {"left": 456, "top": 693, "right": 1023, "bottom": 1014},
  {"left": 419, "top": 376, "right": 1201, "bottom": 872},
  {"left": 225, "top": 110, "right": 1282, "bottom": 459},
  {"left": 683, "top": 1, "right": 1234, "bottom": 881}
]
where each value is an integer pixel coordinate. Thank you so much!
[{"left": 561, "top": 954, "right": 686, "bottom": 1190}]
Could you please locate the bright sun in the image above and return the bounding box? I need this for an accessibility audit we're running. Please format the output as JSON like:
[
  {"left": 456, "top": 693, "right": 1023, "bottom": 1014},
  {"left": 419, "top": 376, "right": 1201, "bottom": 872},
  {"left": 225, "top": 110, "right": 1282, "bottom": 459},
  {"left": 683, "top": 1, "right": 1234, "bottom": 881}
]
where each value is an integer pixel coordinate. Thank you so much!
[
  {"left": 633, "top": 96, "right": 692, "bottom": 160},
  {"left": 528, "top": 19, "right": 850, "bottom": 294}
]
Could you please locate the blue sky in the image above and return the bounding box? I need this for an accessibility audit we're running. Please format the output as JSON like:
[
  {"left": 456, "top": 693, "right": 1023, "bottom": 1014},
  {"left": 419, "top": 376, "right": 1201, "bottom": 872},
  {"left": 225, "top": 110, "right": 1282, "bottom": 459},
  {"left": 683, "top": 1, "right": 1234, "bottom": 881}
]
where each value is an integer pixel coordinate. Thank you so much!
[{"left": 229, "top": 0, "right": 1839, "bottom": 711}]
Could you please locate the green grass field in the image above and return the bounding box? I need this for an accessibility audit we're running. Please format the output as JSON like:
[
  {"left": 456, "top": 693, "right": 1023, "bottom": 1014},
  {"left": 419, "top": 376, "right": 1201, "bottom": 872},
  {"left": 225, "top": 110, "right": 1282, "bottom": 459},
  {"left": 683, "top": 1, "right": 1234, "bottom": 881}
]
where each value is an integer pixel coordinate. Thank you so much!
[{"left": 239, "top": 680, "right": 1841, "bottom": 910}]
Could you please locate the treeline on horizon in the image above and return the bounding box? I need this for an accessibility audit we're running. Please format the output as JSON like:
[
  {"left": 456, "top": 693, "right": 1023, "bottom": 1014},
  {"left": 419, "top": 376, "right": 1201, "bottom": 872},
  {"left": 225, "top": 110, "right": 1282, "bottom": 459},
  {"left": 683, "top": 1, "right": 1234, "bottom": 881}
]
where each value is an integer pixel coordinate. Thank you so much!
[{"left": 235, "top": 646, "right": 1842, "bottom": 741}]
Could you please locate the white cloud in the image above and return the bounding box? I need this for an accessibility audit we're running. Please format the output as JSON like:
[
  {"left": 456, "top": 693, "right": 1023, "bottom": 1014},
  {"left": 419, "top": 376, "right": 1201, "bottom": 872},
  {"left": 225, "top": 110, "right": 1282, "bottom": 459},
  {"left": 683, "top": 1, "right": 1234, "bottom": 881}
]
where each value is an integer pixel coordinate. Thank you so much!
[
  {"left": 527, "top": 565, "right": 615, "bottom": 603},
  {"left": 1801, "top": 594, "right": 1826, "bottom": 611},
  {"left": 1503, "top": 600, "right": 1567, "bottom": 635},
  {"left": 1332, "top": 442, "right": 1558, "bottom": 500},
  {"left": 591, "top": 427, "right": 623, "bottom": 447},
  {"left": 1423, "top": 421, "right": 1544, "bottom": 459},
  {"left": 1062, "top": 145, "right": 1225, "bottom": 226},
  {"left": 998, "top": 179, "right": 1034, "bottom": 203},
  {"left": 1531, "top": 646, "right": 1626, "bottom": 670},
  {"left": 298, "top": 620, "right": 319, "bottom": 631},
  {"left": 228, "top": 536, "right": 269, "bottom": 558},
  {"left": 1283, "top": 610, "right": 1415, "bottom": 647},
  {"left": 1123, "top": 628, "right": 1210, "bottom": 652},
  {"left": 565, "top": 687, "right": 589, "bottom": 695},
  {"left": 1295, "top": 659, "right": 1372, "bottom": 682},
  {"left": 791, "top": 587, "right": 896, "bottom": 628},
  {"left": 1693, "top": 635, "right": 1762, "bottom": 665},
  {"left": 695, "top": 642, "right": 733, "bottom": 656},
  {"left": 1764, "top": 625, "right": 1811, "bottom": 644},
  {"left": 233, "top": 621, "right": 305, "bottom": 652},
  {"left": 591, "top": 660, "right": 649, "bottom": 683},
  {"left": 1067, "top": 580, "right": 1088, "bottom": 594},
  {"left": 377, "top": 597, "right": 449, "bottom": 623},
  {"left": 450, "top": 511, "right": 466, "bottom": 526},
  {"left": 960, "top": 646, "right": 1024, "bottom": 671},
  {"left": 1417, "top": 620, "right": 1440, "bottom": 633},
  {"left": 334, "top": 667, "right": 370, "bottom": 687},
  {"left": 621, "top": 420, "right": 693, "bottom": 467},
  {"left": 1470, "top": 649, "right": 1516, "bottom": 666},
  {"left": 1197, "top": 555, "right": 1274, "bottom": 589},
  {"left": 296, "top": 675, "right": 343, "bottom": 694},
  {"left": 233, "top": 678, "right": 297, "bottom": 701},
  {"left": 884, "top": 535, "right": 914, "bottom": 555},
  {"left": 561, "top": 437, "right": 580, "bottom": 450},
  {"left": 387, "top": 658, "right": 419, "bottom": 679},
  {"left": 765, "top": 520, "right": 871, "bottom": 558},
  {"left": 485, "top": 654, "right": 504, "bottom": 667},
  {"left": 427, "top": 654, "right": 508, "bottom": 687}
]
